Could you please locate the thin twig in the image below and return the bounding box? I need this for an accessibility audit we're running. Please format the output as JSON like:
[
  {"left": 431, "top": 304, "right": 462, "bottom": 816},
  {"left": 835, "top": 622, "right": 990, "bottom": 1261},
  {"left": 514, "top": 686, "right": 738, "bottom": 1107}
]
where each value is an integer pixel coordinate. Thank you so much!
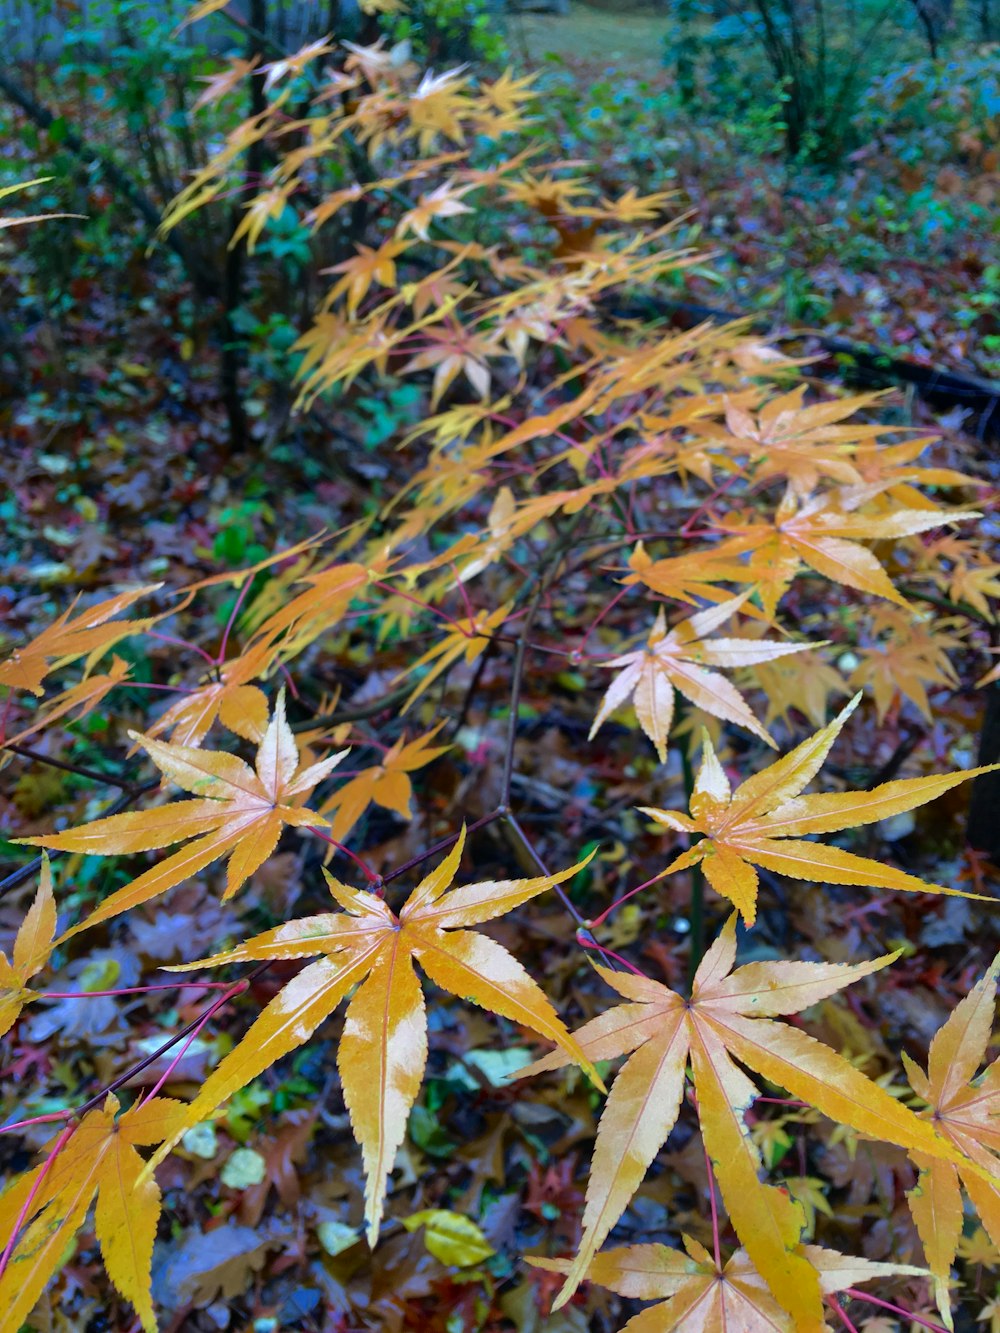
[
  {"left": 0, "top": 783, "right": 158, "bottom": 900},
  {"left": 843, "top": 1289, "right": 946, "bottom": 1333},
  {"left": 0, "top": 1122, "right": 76, "bottom": 1282},
  {"left": 2, "top": 743, "right": 143, "bottom": 792},
  {"left": 72, "top": 970, "right": 262, "bottom": 1120},
  {"left": 378, "top": 811, "right": 502, "bottom": 887}
]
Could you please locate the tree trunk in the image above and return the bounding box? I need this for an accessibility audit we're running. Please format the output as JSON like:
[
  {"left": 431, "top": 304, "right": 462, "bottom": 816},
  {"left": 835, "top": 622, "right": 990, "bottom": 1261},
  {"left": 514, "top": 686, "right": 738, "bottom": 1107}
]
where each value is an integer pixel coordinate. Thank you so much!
[
  {"left": 674, "top": 0, "right": 698, "bottom": 106},
  {"left": 908, "top": 0, "right": 954, "bottom": 55},
  {"left": 968, "top": 682, "right": 1000, "bottom": 866},
  {"left": 219, "top": 0, "right": 269, "bottom": 453}
]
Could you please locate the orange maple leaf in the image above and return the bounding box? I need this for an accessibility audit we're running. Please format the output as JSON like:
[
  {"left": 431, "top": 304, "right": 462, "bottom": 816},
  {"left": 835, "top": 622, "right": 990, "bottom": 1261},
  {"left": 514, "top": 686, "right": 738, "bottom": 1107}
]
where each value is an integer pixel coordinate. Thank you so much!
[
  {"left": 0, "top": 585, "right": 159, "bottom": 697},
  {"left": 2, "top": 656, "right": 131, "bottom": 748},
  {"left": 142, "top": 637, "right": 277, "bottom": 749},
  {"left": 318, "top": 723, "right": 451, "bottom": 842},
  {"left": 324, "top": 239, "right": 409, "bottom": 318},
  {"left": 709, "top": 387, "right": 892, "bottom": 496}
]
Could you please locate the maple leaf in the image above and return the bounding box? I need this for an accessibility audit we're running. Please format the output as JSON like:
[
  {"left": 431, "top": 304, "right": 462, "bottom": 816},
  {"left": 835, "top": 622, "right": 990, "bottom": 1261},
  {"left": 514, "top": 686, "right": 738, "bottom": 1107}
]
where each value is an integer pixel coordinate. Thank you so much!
[
  {"left": 454, "top": 487, "right": 518, "bottom": 583},
  {"left": 342, "top": 36, "right": 410, "bottom": 84},
  {"left": 402, "top": 324, "right": 497, "bottom": 406},
  {"left": 643, "top": 695, "right": 996, "bottom": 925},
  {"left": 783, "top": 1176, "right": 835, "bottom": 1237},
  {"left": 397, "top": 603, "right": 510, "bottom": 713},
  {"left": 502, "top": 171, "right": 592, "bottom": 218},
  {"left": 635, "top": 490, "right": 981, "bottom": 619},
  {"left": 142, "top": 637, "right": 277, "bottom": 749},
  {"left": 0, "top": 1094, "right": 186, "bottom": 1333},
  {"left": 318, "top": 723, "right": 451, "bottom": 842},
  {"left": 520, "top": 914, "right": 969, "bottom": 1326},
  {"left": 529, "top": 1238, "right": 926, "bottom": 1333},
  {"left": 230, "top": 180, "right": 300, "bottom": 255},
  {"left": 0, "top": 856, "right": 57, "bottom": 1039},
  {"left": 851, "top": 435, "right": 981, "bottom": 496},
  {"left": 404, "top": 66, "right": 471, "bottom": 151},
  {"left": 396, "top": 181, "right": 473, "bottom": 241},
  {"left": 251, "top": 560, "right": 380, "bottom": 654},
  {"left": 157, "top": 98, "right": 281, "bottom": 237},
  {"left": 192, "top": 55, "right": 261, "bottom": 110},
  {"left": 325, "top": 239, "right": 409, "bottom": 318},
  {"left": 358, "top": 0, "right": 408, "bottom": 13},
  {"left": 589, "top": 592, "right": 817, "bottom": 759},
  {"left": 903, "top": 951, "right": 1000, "bottom": 1328},
  {"left": 402, "top": 266, "right": 474, "bottom": 320},
  {"left": 940, "top": 552, "right": 1000, "bottom": 620},
  {"left": 623, "top": 539, "right": 752, "bottom": 608},
  {"left": 578, "top": 186, "right": 678, "bottom": 224},
  {"left": 259, "top": 37, "right": 333, "bottom": 92},
  {"left": 0, "top": 177, "right": 83, "bottom": 230},
  {"left": 0, "top": 584, "right": 159, "bottom": 697},
  {"left": 175, "top": 0, "right": 232, "bottom": 29},
  {"left": 147, "top": 830, "right": 603, "bottom": 1241},
  {"left": 18, "top": 693, "right": 347, "bottom": 938},
  {"left": 849, "top": 607, "right": 963, "bottom": 722},
  {"left": 479, "top": 70, "right": 537, "bottom": 117},
  {"left": 305, "top": 182, "right": 367, "bottom": 229},
  {"left": 957, "top": 1227, "right": 1000, "bottom": 1268},
  {"left": 752, "top": 486, "right": 981, "bottom": 612},
  {"left": 710, "top": 387, "right": 894, "bottom": 496},
  {"left": 746, "top": 641, "right": 849, "bottom": 730},
  {"left": 2, "top": 656, "right": 131, "bottom": 748},
  {"left": 495, "top": 301, "right": 561, "bottom": 366}
]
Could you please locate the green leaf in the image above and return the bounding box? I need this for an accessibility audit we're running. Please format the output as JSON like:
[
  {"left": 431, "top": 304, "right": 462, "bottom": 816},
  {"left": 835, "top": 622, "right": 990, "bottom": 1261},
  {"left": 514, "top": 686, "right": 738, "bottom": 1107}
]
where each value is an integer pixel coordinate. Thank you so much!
[{"left": 402, "top": 1210, "right": 495, "bottom": 1267}]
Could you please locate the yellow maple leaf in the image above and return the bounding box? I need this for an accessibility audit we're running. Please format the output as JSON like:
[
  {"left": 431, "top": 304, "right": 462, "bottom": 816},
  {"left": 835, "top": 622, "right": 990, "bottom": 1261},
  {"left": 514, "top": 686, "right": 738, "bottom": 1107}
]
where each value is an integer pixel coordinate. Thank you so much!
[
  {"left": 590, "top": 591, "right": 818, "bottom": 759},
  {"left": 531, "top": 1238, "right": 925, "bottom": 1333},
  {"left": 903, "top": 952, "right": 1000, "bottom": 1328},
  {"left": 643, "top": 696, "right": 996, "bottom": 925},
  {"left": 0, "top": 857, "right": 57, "bottom": 1039},
  {"left": 0, "top": 1095, "right": 186, "bottom": 1333},
  {"left": 146, "top": 830, "right": 600, "bottom": 1241},
  {"left": 18, "top": 693, "right": 347, "bottom": 937},
  {"left": 520, "top": 915, "right": 952, "bottom": 1326}
]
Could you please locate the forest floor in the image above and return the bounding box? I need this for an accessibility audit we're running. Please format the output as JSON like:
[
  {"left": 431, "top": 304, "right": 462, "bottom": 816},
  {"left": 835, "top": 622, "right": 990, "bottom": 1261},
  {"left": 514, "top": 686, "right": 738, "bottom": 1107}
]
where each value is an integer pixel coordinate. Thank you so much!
[
  {"left": 510, "top": 3, "right": 1000, "bottom": 396},
  {"left": 1, "top": 26, "right": 999, "bottom": 1331}
]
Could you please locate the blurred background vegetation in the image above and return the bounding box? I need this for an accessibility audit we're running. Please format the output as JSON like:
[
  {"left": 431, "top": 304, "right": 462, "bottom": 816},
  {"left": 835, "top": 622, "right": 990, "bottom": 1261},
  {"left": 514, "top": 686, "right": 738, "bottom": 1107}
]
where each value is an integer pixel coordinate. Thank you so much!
[{"left": 0, "top": 0, "right": 996, "bottom": 461}]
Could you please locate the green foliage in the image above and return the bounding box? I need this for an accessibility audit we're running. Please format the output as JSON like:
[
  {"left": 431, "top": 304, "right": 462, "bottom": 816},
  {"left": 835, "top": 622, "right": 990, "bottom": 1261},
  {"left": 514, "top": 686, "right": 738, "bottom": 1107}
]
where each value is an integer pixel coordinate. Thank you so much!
[
  {"left": 660, "top": 0, "right": 991, "bottom": 161},
  {"left": 356, "top": 381, "right": 423, "bottom": 450},
  {"left": 387, "top": 0, "right": 508, "bottom": 65},
  {"left": 860, "top": 48, "right": 1000, "bottom": 160}
]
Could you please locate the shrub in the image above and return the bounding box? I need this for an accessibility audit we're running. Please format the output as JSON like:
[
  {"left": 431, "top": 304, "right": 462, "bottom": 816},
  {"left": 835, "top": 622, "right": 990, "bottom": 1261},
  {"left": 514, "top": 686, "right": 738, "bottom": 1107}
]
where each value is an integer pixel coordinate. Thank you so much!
[{"left": 1, "top": 18, "right": 999, "bottom": 1333}]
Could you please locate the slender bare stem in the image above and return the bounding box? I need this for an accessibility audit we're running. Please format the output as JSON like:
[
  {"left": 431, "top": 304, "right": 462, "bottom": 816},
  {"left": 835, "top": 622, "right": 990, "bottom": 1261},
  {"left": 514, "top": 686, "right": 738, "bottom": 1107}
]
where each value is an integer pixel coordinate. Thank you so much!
[
  {"left": 0, "top": 1122, "right": 76, "bottom": 1281},
  {"left": 843, "top": 1290, "right": 946, "bottom": 1333}
]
